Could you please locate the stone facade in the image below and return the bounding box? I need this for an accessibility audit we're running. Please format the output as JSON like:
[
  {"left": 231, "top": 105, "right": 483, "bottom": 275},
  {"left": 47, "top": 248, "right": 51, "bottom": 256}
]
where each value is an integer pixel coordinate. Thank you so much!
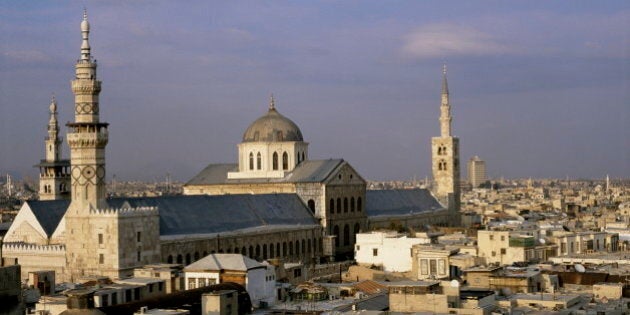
[{"left": 431, "top": 66, "right": 461, "bottom": 226}]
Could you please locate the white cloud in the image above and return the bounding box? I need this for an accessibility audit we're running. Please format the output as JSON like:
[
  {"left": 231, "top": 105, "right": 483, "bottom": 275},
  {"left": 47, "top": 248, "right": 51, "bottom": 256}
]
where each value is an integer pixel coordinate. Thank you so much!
[
  {"left": 402, "top": 23, "right": 512, "bottom": 58},
  {"left": 3, "top": 50, "right": 50, "bottom": 62}
]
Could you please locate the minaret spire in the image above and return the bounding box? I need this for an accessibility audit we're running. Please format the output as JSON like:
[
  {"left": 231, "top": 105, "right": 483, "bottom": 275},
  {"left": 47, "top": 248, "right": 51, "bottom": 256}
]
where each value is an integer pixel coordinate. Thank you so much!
[
  {"left": 269, "top": 93, "right": 276, "bottom": 111},
  {"left": 47, "top": 94, "right": 60, "bottom": 158},
  {"left": 439, "top": 64, "right": 452, "bottom": 137},
  {"left": 37, "top": 94, "right": 70, "bottom": 200},
  {"left": 80, "top": 8, "right": 91, "bottom": 61}
]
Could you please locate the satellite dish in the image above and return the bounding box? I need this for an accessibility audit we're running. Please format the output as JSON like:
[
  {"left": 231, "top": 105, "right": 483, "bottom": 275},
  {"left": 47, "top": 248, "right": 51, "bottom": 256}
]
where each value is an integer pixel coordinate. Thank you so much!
[
  {"left": 539, "top": 238, "right": 546, "bottom": 244},
  {"left": 575, "top": 264, "right": 586, "bottom": 273},
  {"left": 450, "top": 280, "right": 460, "bottom": 288}
]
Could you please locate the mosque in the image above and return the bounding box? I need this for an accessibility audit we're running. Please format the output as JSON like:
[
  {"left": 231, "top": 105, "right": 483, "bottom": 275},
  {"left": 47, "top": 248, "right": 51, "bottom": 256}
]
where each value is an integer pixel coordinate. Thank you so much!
[{"left": 2, "top": 12, "right": 460, "bottom": 282}]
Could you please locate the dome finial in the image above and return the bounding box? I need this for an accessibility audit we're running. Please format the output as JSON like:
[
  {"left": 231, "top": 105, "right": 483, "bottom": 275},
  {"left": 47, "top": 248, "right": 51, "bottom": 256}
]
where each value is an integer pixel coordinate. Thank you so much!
[
  {"left": 441, "top": 63, "right": 449, "bottom": 95},
  {"left": 269, "top": 93, "right": 276, "bottom": 111},
  {"left": 49, "top": 93, "right": 57, "bottom": 113},
  {"left": 80, "top": 8, "right": 91, "bottom": 61}
]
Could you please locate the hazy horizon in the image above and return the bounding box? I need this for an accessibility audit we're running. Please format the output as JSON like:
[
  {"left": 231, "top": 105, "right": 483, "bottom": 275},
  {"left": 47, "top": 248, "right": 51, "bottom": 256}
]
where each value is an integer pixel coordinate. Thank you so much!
[{"left": 1, "top": 1, "right": 628, "bottom": 182}]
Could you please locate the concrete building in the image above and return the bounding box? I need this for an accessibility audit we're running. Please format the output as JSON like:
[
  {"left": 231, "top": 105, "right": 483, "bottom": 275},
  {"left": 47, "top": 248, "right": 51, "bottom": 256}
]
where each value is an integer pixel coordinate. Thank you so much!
[
  {"left": 354, "top": 231, "right": 432, "bottom": 272},
  {"left": 411, "top": 244, "right": 477, "bottom": 280},
  {"left": 183, "top": 254, "right": 276, "bottom": 308},
  {"left": 477, "top": 230, "right": 556, "bottom": 265},
  {"left": 467, "top": 156, "right": 486, "bottom": 188}
]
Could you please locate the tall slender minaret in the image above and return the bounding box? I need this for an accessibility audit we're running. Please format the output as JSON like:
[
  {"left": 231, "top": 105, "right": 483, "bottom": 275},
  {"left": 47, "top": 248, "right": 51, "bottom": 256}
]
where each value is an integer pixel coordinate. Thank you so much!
[
  {"left": 36, "top": 95, "right": 71, "bottom": 200},
  {"left": 66, "top": 9, "right": 108, "bottom": 212},
  {"left": 431, "top": 65, "right": 461, "bottom": 225},
  {"left": 64, "top": 11, "right": 160, "bottom": 281}
]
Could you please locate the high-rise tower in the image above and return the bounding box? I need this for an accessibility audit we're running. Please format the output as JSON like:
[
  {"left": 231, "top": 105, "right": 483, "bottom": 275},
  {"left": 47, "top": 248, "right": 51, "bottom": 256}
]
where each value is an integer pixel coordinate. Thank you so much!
[
  {"left": 36, "top": 95, "right": 70, "bottom": 200},
  {"left": 431, "top": 65, "right": 461, "bottom": 225},
  {"left": 64, "top": 11, "right": 160, "bottom": 281},
  {"left": 467, "top": 156, "right": 486, "bottom": 188}
]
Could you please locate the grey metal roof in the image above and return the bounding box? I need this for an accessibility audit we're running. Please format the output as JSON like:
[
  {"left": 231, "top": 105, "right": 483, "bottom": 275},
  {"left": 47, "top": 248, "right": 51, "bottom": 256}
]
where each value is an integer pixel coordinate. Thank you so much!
[
  {"left": 109, "top": 194, "right": 318, "bottom": 236},
  {"left": 20, "top": 193, "right": 317, "bottom": 238},
  {"left": 365, "top": 189, "right": 444, "bottom": 217},
  {"left": 242, "top": 107, "right": 304, "bottom": 142},
  {"left": 27, "top": 199, "right": 70, "bottom": 236},
  {"left": 184, "top": 253, "right": 264, "bottom": 271},
  {"left": 185, "top": 159, "right": 345, "bottom": 186}
]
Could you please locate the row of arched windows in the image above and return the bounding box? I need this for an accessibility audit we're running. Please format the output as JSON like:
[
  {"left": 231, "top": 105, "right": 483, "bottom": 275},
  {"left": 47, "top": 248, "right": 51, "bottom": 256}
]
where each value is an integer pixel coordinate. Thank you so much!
[
  {"left": 333, "top": 223, "right": 361, "bottom": 247},
  {"left": 43, "top": 183, "right": 67, "bottom": 193},
  {"left": 166, "top": 237, "right": 323, "bottom": 265},
  {"left": 271, "top": 152, "right": 289, "bottom": 171},
  {"left": 329, "top": 196, "right": 362, "bottom": 214}
]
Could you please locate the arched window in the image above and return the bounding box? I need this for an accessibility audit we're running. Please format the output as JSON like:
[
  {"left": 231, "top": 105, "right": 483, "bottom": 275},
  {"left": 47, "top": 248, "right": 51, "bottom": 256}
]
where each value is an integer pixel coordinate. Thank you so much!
[
  {"left": 297, "top": 152, "right": 301, "bottom": 164},
  {"left": 277, "top": 243, "right": 281, "bottom": 257},
  {"left": 273, "top": 152, "right": 279, "bottom": 170},
  {"left": 241, "top": 247, "right": 247, "bottom": 255},
  {"left": 289, "top": 241, "right": 294, "bottom": 255},
  {"left": 308, "top": 239, "right": 312, "bottom": 253},
  {"left": 295, "top": 241, "right": 300, "bottom": 255},
  {"left": 337, "top": 198, "right": 342, "bottom": 213},
  {"left": 344, "top": 225, "right": 350, "bottom": 246},
  {"left": 302, "top": 239, "right": 306, "bottom": 254},
  {"left": 249, "top": 152, "right": 254, "bottom": 170},
  {"left": 302, "top": 152, "right": 305, "bottom": 161},
  {"left": 283, "top": 242, "right": 287, "bottom": 256},
  {"left": 176, "top": 254, "right": 183, "bottom": 264},
  {"left": 194, "top": 252, "right": 199, "bottom": 261},
  {"left": 269, "top": 243, "right": 273, "bottom": 258},
  {"left": 350, "top": 197, "right": 355, "bottom": 212},
  {"left": 227, "top": 248, "right": 232, "bottom": 253},
  {"left": 282, "top": 152, "right": 289, "bottom": 170},
  {"left": 256, "top": 244, "right": 261, "bottom": 258},
  {"left": 167, "top": 255, "right": 173, "bottom": 264},
  {"left": 185, "top": 253, "right": 191, "bottom": 265},
  {"left": 329, "top": 199, "right": 335, "bottom": 214},
  {"left": 344, "top": 198, "right": 348, "bottom": 212},
  {"left": 308, "top": 199, "right": 315, "bottom": 213},
  {"left": 354, "top": 223, "right": 361, "bottom": 243},
  {"left": 249, "top": 245, "right": 254, "bottom": 257},
  {"left": 358, "top": 197, "right": 362, "bottom": 212},
  {"left": 333, "top": 226, "right": 340, "bottom": 247},
  {"left": 256, "top": 152, "right": 262, "bottom": 170}
]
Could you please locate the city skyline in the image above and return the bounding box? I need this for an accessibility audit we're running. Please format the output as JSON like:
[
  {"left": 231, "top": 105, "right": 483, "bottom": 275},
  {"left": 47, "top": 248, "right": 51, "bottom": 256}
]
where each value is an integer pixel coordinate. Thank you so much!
[{"left": 1, "top": 1, "right": 628, "bottom": 181}]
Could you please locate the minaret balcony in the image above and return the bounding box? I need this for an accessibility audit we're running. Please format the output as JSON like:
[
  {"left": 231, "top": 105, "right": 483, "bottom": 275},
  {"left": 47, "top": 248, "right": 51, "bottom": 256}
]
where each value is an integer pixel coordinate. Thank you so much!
[
  {"left": 71, "top": 80, "right": 101, "bottom": 93},
  {"left": 67, "top": 132, "right": 108, "bottom": 147}
]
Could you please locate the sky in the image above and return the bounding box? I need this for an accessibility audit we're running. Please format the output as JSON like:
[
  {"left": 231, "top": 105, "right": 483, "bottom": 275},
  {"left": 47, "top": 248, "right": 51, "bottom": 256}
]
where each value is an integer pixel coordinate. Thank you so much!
[{"left": 1, "top": 1, "right": 628, "bottom": 182}]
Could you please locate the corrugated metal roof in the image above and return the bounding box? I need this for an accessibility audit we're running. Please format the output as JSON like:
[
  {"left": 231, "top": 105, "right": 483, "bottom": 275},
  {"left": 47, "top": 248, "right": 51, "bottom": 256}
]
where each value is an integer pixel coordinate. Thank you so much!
[
  {"left": 184, "top": 253, "right": 264, "bottom": 271},
  {"left": 185, "top": 159, "right": 344, "bottom": 186},
  {"left": 19, "top": 193, "right": 318, "bottom": 238},
  {"left": 365, "top": 189, "right": 444, "bottom": 217}
]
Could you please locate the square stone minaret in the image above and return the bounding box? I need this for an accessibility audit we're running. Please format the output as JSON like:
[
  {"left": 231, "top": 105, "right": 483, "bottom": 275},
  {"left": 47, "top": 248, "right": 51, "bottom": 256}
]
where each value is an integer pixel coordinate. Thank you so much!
[{"left": 431, "top": 65, "right": 461, "bottom": 226}]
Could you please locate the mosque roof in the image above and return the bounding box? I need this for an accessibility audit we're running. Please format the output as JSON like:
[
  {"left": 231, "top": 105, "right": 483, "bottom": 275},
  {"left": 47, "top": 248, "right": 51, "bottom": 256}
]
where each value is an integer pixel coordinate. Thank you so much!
[
  {"left": 185, "top": 159, "right": 345, "bottom": 186},
  {"left": 28, "top": 199, "right": 70, "bottom": 236},
  {"left": 242, "top": 96, "right": 303, "bottom": 142},
  {"left": 184, "top": 253, "right": 265, "bottom": 272},
  {"left": 21, "top": 193, "right": 318, "bottom": 239},
  {"left": 365, "top": 189, "right": 445, "bottom": 217}
]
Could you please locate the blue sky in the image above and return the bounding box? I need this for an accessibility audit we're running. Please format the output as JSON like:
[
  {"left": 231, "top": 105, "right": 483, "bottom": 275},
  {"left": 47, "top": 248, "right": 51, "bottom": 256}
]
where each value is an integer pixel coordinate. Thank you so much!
[{"left": 1, "top": 1, "right": 628, "bottom": 181}]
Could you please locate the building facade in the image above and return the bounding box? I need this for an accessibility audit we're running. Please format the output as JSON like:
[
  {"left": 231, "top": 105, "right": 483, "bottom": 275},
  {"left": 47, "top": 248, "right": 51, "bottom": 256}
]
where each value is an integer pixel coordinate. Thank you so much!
[{"left": 467, "top": 156, "right": 486, "bottom": 188}]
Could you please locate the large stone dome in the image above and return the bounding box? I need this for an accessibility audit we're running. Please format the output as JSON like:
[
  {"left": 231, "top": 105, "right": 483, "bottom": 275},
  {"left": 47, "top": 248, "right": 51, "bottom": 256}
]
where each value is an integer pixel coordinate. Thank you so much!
[{"left": 242, "top": 102, "right": 304, "bottom": 142}]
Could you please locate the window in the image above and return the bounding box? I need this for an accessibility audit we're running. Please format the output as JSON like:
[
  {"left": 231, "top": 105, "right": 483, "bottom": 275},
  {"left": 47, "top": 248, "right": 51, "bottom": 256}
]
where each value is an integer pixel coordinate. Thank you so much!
[
  {"left": 257, "top": 152, "right": 262, "bottom": 170},
  {"left": 99, "top": 254, "right": 104, "bottom": 264},
  {"left": 500, "top": 235, "right": 505, "bottom": 241},
  {"left": 329, "top": 199, "right": 335, "bottom": 214},
  {"left": 137, "top": 250, "right": 141, "bottom": 262},
  {"left": 249, "top": 153, "right": 254, "bottom": 170},
  {"left": 98, "top": 233, "right": 103, "bottom": 244},
  {"left": 273, "top": 152, "right": 279, "bottom": 170},
  {"left": 491, "top": 251, "right": 496, "bottom": 257},
  {"left": 429, "top": 260, "right": 437, "bottom": 274},
  {"left": 293, "top": 268, "right": 302, "bottom": 278},
  {"left": 343, "top": 224, "right": 350, "bottom": 246},
  {"left": 373, "top": 248, "right": 378, "bottom": 256},
  {"left": 308, "top": 199, "right": 315, "bottom": 213},
  {"left": 137, "top": 231, "right": 141, "bottom": 242},
  {"left": 289, "top": 241, "right": 294, "bottom": 255},
  {"left": 421, "top": 259, "right": 428, "bottom": 275},
  {"left": 167, "top": 255, "right": 173, "bottom": 263},
  {"left": 337, "top": 198, "right": 342, "bottom": 213},
  {"left": 344, "top": 198, "right": 348, "bottom": 212},
  {"left": 357, "top": 197, "right": 362, "bottom": 212},
  {"left": 500, "top": 248, "right": 506, "bottom": 255},
  {"left": 350, "top": 197, "right": 355, "bottom": 212},
  {"left": 158, "top": 282, "right": 163, "bottom": 292},
  {"left": 188, "top": 278, "right": 197, "bottom": 290},
  {"left": 438, "top": 259, "right": 446, "bottom": 275},
  {"left": 489, "top": 235, "right": 494, "bottom": 241},
  {"left": 282, "top": 152, "right": 289, "bottom": 170},
  {"left": 295, "top": 241, "right": 300, "bottom": 254}
]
